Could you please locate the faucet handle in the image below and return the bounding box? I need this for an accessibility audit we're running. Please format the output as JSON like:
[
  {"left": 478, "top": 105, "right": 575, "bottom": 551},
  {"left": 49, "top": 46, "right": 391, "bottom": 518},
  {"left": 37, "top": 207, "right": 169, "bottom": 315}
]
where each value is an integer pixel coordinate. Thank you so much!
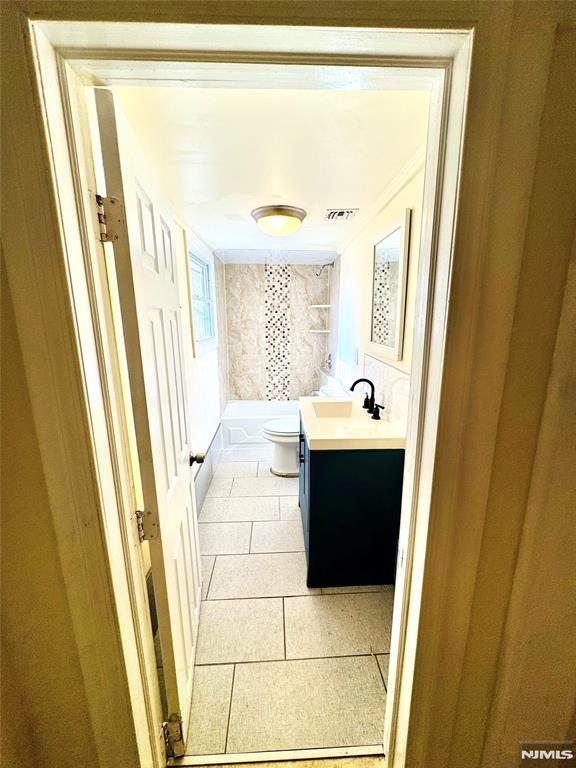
[
  {"left": 362, "top": 394, "right": 370, "bottom": 410},
  {"left": 371, "top": 404, "right": 381, "bottom": 421}
]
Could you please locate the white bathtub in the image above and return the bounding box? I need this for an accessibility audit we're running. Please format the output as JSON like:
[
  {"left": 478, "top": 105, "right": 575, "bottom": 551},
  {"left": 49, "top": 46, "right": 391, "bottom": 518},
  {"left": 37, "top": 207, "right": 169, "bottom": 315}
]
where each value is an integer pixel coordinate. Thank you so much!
[{"left": 221, "top": 400, "right": 300, "bottom": 447}]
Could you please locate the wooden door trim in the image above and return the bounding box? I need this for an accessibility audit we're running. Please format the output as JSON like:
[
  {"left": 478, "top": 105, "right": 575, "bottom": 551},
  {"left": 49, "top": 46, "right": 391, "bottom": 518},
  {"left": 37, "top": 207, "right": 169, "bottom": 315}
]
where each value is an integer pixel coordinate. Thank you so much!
[
  {"left": 27, "top": 24, "right": 469, "bottom": 765},
  {"left": 38, "top": 34, "right": 166, "bottom": 767},
  {"left": 6, "top": 5, "right": 570, "bottom": 766}
]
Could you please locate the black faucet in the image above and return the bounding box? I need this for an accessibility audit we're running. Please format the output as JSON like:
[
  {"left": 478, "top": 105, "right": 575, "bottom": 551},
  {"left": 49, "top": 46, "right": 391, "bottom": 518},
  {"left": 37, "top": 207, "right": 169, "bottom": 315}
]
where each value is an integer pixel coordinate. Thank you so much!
[{"left": 350, "top": 378, "right": 375, "bottom": 414}]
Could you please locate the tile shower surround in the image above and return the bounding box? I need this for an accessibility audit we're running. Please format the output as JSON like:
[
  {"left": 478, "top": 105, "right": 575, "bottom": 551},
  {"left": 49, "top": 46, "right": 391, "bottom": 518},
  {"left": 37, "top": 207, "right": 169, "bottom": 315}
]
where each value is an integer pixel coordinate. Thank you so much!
[{"left": 225, "top": 264, "right": 330, "bottom": 400}]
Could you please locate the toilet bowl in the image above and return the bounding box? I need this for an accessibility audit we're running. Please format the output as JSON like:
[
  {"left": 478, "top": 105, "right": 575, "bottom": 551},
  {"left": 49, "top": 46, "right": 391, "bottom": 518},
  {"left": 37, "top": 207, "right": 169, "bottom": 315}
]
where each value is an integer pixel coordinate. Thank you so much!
[{"left": 262, "top": 416, "right": 300, "bottom": 477}]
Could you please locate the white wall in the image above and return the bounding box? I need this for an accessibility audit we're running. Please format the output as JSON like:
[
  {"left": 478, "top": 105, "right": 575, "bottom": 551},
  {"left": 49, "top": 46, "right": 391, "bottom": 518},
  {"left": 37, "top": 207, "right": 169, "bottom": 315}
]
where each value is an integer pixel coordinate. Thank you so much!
[
  {"left": 335, "top": 157, "right": 425, "bottom": 386},
  {"left": 177, "top": 224, "right": 224, "bottom": 454}
]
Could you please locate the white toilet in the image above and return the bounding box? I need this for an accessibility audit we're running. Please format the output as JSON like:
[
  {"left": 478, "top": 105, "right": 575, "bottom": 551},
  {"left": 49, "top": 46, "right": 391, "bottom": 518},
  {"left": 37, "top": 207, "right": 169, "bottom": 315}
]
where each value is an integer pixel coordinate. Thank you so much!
[{"left": 262, "top": 416, "right": 300, "bottom": 477}]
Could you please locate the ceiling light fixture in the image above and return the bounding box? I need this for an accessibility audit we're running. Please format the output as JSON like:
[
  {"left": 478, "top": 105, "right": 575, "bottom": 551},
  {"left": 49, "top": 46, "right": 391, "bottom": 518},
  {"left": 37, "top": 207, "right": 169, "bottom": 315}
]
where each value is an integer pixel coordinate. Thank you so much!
[{"left": 251, "top": 205, "right": 307, "bottom": 237}]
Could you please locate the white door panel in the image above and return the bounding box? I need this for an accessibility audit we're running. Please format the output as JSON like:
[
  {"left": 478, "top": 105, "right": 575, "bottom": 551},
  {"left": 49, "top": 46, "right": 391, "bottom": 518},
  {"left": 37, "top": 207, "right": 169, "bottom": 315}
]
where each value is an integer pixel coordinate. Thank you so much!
[{"left": 95, "top": 89, "right": 201, "bottom": 757}]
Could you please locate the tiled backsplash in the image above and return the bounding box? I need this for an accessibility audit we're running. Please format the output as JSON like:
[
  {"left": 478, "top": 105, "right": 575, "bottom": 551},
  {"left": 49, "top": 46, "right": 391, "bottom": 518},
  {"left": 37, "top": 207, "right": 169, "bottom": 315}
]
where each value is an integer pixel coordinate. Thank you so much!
[
  {"left": 364, "top": 354, "right": 410, "bottom": 427},
  {"left": 321, "top": 354, "right": 410, "bottom": 427}
]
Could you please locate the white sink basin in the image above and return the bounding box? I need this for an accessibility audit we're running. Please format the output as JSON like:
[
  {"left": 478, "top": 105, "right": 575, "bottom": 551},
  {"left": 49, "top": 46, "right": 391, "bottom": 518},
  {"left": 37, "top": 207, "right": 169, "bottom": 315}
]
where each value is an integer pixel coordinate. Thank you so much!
[
  {"left": 312, "top": 400, "right": 353, "bottom": 419},
  {"left": 299, "top": 396, "right": 406, "bottom": 450}
]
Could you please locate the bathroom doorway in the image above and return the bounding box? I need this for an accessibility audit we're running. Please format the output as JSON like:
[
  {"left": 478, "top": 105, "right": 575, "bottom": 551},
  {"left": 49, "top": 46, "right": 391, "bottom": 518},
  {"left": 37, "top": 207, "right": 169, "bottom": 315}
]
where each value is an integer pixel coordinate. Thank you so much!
[{"left": 32, "top": 20, "right": 470, "bottom": 768}]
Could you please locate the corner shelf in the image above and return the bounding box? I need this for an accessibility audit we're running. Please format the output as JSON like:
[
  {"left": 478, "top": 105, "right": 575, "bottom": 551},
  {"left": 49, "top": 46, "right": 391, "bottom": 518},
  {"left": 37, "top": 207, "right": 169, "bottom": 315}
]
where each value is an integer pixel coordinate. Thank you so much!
[
  {"left": 308, "top": 329, "right": 330, "bottom": 334},
  {"left": 309, "top": 304, "right": 332, "bottom": 309}
]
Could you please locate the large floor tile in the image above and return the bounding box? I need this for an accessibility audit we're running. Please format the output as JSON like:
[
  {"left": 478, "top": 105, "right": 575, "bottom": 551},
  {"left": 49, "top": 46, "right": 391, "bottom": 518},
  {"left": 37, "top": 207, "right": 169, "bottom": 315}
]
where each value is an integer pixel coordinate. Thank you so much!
[
  {"left": 280, "top": 496, "right": 300, "bottom": 520},
  {"left": 226, "top": 656, "right": 386, "bottom": 752},
  {"left": 257, "top": 461, "right": 273, "bottom": 477},
  {"left": 196, "top": 598, "right": 284, "bottom": 664},
  {"left": 214, "top": 461, "right": 258, "bottom": 478},
  {"left": 376, "top": 654, "right": 390, "bottom": 690},
  {"left": 206, "top": 478, "right": 233, "bottom": 498},
  {"left": 186, "top": 665, "right": 234, "bottom": 755},
  {"left": 207, "top": 553, "right": 319, "bottom": 599},
  {"left": 200, "top": 555, "right": 216, "bottom": 600},
  {"left": 199, "top": 496, "right": 279, "bottom": 523},
  {"left": 231, "top": 476, "right": 299, "bottom": 497},
  {"left": 284, "top": 592, "right": 393, "bottom": 658},
  {"left": 199, "top": 522, "right": 251, "bottom": 555},
  {"left": 250, "top": 520, "right": 305, "bottom": 553}
]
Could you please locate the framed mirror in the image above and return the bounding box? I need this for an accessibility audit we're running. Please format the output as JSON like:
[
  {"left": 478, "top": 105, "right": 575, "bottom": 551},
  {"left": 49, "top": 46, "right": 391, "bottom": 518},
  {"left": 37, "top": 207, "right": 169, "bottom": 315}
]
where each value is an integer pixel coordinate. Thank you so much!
[{"left": 370, "top": 209, "right": 412, "bottom": 361}]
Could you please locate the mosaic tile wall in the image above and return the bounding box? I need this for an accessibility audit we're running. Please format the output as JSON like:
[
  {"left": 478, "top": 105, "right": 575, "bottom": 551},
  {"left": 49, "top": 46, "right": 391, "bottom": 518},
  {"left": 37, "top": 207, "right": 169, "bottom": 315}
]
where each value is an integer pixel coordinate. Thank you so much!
[
  {"left": 224, "top": 264, "right": 330, "bottom": 400},
  {"left": 264, "top": 264, "right": 291, "bottom": 399},
  {"left": 371, "top": 262, "right": 399, "bottom": 346}
]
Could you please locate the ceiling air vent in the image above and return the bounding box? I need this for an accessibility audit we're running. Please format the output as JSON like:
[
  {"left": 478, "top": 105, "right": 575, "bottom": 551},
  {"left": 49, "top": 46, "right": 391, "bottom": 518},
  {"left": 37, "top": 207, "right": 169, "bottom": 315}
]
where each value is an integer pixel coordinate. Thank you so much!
[{"left": 324, "top": 208, "right": 359, "bottom": 221}]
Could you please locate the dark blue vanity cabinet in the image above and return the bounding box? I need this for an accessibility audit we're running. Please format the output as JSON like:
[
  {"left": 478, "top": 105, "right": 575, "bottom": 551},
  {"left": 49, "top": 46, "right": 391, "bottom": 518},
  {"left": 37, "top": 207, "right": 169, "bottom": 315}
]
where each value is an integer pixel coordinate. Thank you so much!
[{"left": 299, "top": 420, "right": 404, "bottom": 587}]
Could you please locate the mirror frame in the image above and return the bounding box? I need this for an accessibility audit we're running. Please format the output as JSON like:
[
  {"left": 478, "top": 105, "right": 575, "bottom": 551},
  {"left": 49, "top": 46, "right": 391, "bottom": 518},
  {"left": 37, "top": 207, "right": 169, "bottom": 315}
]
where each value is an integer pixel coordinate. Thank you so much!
[{"left": 369, "top": 208, "right": 412, "bottom": 362}]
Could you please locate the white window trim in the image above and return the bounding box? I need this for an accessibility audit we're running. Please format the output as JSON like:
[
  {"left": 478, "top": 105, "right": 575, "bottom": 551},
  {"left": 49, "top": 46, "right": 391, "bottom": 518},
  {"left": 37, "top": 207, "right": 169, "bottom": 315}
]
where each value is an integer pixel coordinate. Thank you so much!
[
  {"left": 186, "top": 232, "right": 219, "bottom": 357},
  {"left": 189, "top": 253, "right": 215, "bottom": 339}
]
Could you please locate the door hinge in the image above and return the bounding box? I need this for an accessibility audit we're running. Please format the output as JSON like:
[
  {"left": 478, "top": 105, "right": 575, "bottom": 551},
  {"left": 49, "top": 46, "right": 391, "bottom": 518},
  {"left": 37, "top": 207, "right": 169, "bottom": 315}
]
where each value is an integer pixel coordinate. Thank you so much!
[
  {"left": 162, "top": 713, "right": 185, "bottom": 758},
  {"left": 96, "top": 193, "right": 124, "bottom": 243},
  {"left": 135, "top": 509, "right": 158, "bottom": 542}
]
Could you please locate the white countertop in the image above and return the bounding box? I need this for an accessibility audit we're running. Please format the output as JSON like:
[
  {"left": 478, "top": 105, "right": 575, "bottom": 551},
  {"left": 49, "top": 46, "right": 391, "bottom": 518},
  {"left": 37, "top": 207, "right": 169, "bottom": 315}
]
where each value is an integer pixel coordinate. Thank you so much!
[{"left": 299, "top": 396, "right": 406, "bottom": 451}]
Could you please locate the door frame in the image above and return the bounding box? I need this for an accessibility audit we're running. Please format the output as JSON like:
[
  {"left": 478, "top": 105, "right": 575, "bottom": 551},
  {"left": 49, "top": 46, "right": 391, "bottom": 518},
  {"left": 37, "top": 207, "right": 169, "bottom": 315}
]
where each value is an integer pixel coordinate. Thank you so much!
[
  {"left": 29, "top": 24, "right": 469, "bottom": 765},
  {"left": 4, "top": 5, "right": 565, "bottom": 767}
]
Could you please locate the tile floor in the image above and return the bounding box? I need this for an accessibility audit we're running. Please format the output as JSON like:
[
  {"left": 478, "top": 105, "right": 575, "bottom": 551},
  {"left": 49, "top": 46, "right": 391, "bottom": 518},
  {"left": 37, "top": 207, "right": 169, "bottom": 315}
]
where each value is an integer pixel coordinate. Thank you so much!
[{"left": 187, "top": 449, "right": 392, "bottom": 757}]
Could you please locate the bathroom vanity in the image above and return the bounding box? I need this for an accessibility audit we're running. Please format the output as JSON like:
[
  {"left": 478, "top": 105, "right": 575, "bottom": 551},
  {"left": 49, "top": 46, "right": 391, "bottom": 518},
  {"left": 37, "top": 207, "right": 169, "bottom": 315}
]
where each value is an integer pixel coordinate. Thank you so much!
[{"left": 298, "top": 397, "right": 405, "bottom": 587}]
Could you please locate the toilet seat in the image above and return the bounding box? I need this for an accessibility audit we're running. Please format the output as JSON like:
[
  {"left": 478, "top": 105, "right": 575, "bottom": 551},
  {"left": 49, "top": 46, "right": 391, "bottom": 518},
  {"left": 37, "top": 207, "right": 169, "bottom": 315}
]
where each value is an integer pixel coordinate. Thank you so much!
[{"left": 262, "top": 416, "right": 300, "bottom": 436}]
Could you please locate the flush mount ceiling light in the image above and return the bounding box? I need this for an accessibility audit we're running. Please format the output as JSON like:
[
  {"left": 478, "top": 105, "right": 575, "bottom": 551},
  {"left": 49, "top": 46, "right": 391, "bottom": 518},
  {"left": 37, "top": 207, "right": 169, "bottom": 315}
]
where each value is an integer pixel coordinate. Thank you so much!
[{"left": 251, "top": 205, "right": 307, "bottom": 237}]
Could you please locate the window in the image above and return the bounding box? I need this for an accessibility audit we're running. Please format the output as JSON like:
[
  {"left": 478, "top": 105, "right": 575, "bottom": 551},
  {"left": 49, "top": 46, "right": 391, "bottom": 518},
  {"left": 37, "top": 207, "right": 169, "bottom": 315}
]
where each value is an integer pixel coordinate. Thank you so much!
[{"left": 188, "top": 254, "right": 215, "bottom": 343}]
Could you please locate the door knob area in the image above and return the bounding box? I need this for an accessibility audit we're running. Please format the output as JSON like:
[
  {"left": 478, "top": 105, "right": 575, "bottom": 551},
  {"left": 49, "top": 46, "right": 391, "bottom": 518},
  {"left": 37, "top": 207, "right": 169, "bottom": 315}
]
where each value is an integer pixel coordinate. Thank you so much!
[{"left": 189, "top": 453, "right": 206, "bottom": 466}]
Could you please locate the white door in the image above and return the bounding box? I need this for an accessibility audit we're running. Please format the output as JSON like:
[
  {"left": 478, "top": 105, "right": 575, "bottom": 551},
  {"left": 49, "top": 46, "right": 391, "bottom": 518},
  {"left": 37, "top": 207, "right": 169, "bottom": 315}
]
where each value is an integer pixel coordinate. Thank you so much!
[{"left": 95, "top": 89, "right": 201, "bottom": 757}]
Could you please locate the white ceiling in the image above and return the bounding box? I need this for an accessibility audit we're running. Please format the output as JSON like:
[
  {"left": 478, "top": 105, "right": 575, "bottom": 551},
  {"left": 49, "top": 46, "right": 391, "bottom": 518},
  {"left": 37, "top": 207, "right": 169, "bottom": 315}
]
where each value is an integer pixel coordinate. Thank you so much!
[{"left": 115, "top": 87, "right": 429, "bottom": 261}]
